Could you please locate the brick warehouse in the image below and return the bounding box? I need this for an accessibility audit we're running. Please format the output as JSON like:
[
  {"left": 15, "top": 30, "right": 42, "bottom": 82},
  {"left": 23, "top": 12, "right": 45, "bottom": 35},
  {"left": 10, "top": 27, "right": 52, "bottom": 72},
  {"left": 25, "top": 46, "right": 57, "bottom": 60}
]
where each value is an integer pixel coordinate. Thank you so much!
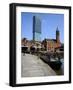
[
  {"left": 42, "top": 27, "right": 62, "bottom": 52},
  {"left": 21, "top": 27, "right": 64, "bottom": 53},
  {"left": 21, "top": 16, "right": 64, "bottom": 53}
]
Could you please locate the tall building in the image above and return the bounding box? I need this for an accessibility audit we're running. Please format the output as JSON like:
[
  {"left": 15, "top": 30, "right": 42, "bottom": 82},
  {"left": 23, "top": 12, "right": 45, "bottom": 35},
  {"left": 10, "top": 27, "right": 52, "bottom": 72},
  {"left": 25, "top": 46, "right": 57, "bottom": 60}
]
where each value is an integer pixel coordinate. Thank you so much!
[
  {"left": 33, "top": 16, "right": 41, "bottom": 41},
  {"left": 42, "top": 27, "right": 61, "bottom": 52},
  {"left": 56, "top": 27, "right": 60, "bottom": 43}
]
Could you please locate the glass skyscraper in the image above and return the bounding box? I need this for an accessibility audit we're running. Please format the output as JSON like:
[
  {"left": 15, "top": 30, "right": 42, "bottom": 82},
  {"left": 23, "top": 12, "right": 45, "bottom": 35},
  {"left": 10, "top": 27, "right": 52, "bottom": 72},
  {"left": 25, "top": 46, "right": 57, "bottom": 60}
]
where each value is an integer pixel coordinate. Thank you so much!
[{"left": 33, "top": 16, "right": 41, "bottom": 41}]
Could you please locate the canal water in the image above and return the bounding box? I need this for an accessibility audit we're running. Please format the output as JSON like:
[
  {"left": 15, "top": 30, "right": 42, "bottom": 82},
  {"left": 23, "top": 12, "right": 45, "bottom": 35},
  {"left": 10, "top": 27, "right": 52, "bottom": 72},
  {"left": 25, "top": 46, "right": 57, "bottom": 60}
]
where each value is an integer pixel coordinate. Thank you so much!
[{"left": 55, "top": 59, "right": 64, "bottom": 75}]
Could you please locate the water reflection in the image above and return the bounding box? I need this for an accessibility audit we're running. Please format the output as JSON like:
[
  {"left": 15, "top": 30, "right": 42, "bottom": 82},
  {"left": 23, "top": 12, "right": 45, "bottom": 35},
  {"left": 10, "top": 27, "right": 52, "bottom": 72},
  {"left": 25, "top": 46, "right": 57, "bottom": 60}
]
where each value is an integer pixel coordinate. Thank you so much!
[{"left": 55, "top": 59, "right": 64, "bottom": 75}]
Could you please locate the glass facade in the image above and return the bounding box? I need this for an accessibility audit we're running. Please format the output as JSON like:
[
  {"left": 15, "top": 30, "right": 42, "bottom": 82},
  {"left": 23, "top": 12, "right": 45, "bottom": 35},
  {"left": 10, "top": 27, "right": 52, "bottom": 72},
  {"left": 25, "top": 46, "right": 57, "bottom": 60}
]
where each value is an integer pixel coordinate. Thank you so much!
[
  {"left": 33, "top": 16, "right": 41, "bottom": 41},
  {"left": 35, "top": 32, "right": 41, "bottom": 41}
]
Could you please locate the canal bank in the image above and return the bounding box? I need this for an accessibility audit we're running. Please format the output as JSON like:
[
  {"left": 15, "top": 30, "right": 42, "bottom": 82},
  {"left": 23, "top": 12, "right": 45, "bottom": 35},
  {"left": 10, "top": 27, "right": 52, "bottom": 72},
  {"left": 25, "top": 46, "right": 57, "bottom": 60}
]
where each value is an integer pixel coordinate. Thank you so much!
[
  {"left": 40, "top": 55, "right": 64, "bottom": 75},
  {"left": 21, "top": 53, "right": 56, "bottom": 77}
]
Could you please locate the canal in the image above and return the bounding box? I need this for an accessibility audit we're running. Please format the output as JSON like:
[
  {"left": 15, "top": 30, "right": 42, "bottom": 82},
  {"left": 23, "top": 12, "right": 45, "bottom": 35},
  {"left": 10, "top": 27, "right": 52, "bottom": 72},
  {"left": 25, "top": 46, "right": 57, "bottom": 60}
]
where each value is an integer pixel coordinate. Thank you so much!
[{"left": 55, "top": 59, "right": 64, "bottom": 75}]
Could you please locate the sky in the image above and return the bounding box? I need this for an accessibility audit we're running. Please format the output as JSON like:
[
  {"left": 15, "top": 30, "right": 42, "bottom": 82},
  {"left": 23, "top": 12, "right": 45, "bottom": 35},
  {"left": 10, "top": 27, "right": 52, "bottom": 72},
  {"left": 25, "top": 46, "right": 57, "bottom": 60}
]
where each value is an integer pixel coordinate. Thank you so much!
[{"left": 21, "top": 12, "right": 64, "bottom": 43}]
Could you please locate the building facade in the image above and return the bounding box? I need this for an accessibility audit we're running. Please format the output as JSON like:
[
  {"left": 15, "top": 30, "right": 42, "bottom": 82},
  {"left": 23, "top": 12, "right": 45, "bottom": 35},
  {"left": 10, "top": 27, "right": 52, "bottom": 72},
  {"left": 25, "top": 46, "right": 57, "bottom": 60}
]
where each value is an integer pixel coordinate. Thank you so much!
[
  {"left": 42, "top": 27, "right": 62, "bottom": 52},
  {"left": 21, "top": 27, "right": 63, "bottom": 53},
  {"left": 21, "top": 38, "right": 42, "bottom": 52},
  {"left": 33, "top": 16, "right": 41, "bottom": 41},
  {"left": 21, "top": 15, "right": 63, "bottom": 53}
]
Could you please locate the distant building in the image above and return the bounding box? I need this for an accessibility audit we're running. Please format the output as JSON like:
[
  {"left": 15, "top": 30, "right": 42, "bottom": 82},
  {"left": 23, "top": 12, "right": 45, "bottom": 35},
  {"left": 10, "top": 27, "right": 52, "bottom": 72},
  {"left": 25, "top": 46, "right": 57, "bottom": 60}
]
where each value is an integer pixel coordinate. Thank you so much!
[
  {"left": 42, "top": 27, "right": 62, "bottom": 52},
  {"left": 55, "top": 44, "right": 64, "bottom": 52},
  {"left": 21, "top": 27, "right": 64, "bottom": 53},
  {"left": 56, "top": 27, "right": 60, "bottom": 43},
  {"left": 21, "top": 16, "right": 64, "bottom": 53},
  {"left": 33, "top": 16, "right": 41, "bottom": 41},
  {"left": 21, "top": 38, "right": 42, "bottom": 52}
]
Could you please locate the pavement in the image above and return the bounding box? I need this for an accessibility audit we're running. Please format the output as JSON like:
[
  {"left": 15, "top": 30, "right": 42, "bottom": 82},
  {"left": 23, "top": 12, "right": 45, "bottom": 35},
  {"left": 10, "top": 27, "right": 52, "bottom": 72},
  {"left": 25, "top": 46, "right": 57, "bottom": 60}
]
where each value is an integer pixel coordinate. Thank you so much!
[{"left": 21, "top": 53, "right": 56, "bottom": 77}]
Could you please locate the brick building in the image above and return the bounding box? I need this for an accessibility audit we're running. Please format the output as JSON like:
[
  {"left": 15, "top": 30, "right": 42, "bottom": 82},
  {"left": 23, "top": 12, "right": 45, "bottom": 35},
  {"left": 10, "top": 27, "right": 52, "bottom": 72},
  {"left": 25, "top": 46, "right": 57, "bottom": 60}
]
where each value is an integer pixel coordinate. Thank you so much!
[
  {"left": 21, "top": 38, "right": 42, "bottom": 52},
  {"left": 42, "top": 27, "right": 62, "bottom": 52},
  {"left": 21, "top": 27, "right": 63, "bottom": 53}
]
